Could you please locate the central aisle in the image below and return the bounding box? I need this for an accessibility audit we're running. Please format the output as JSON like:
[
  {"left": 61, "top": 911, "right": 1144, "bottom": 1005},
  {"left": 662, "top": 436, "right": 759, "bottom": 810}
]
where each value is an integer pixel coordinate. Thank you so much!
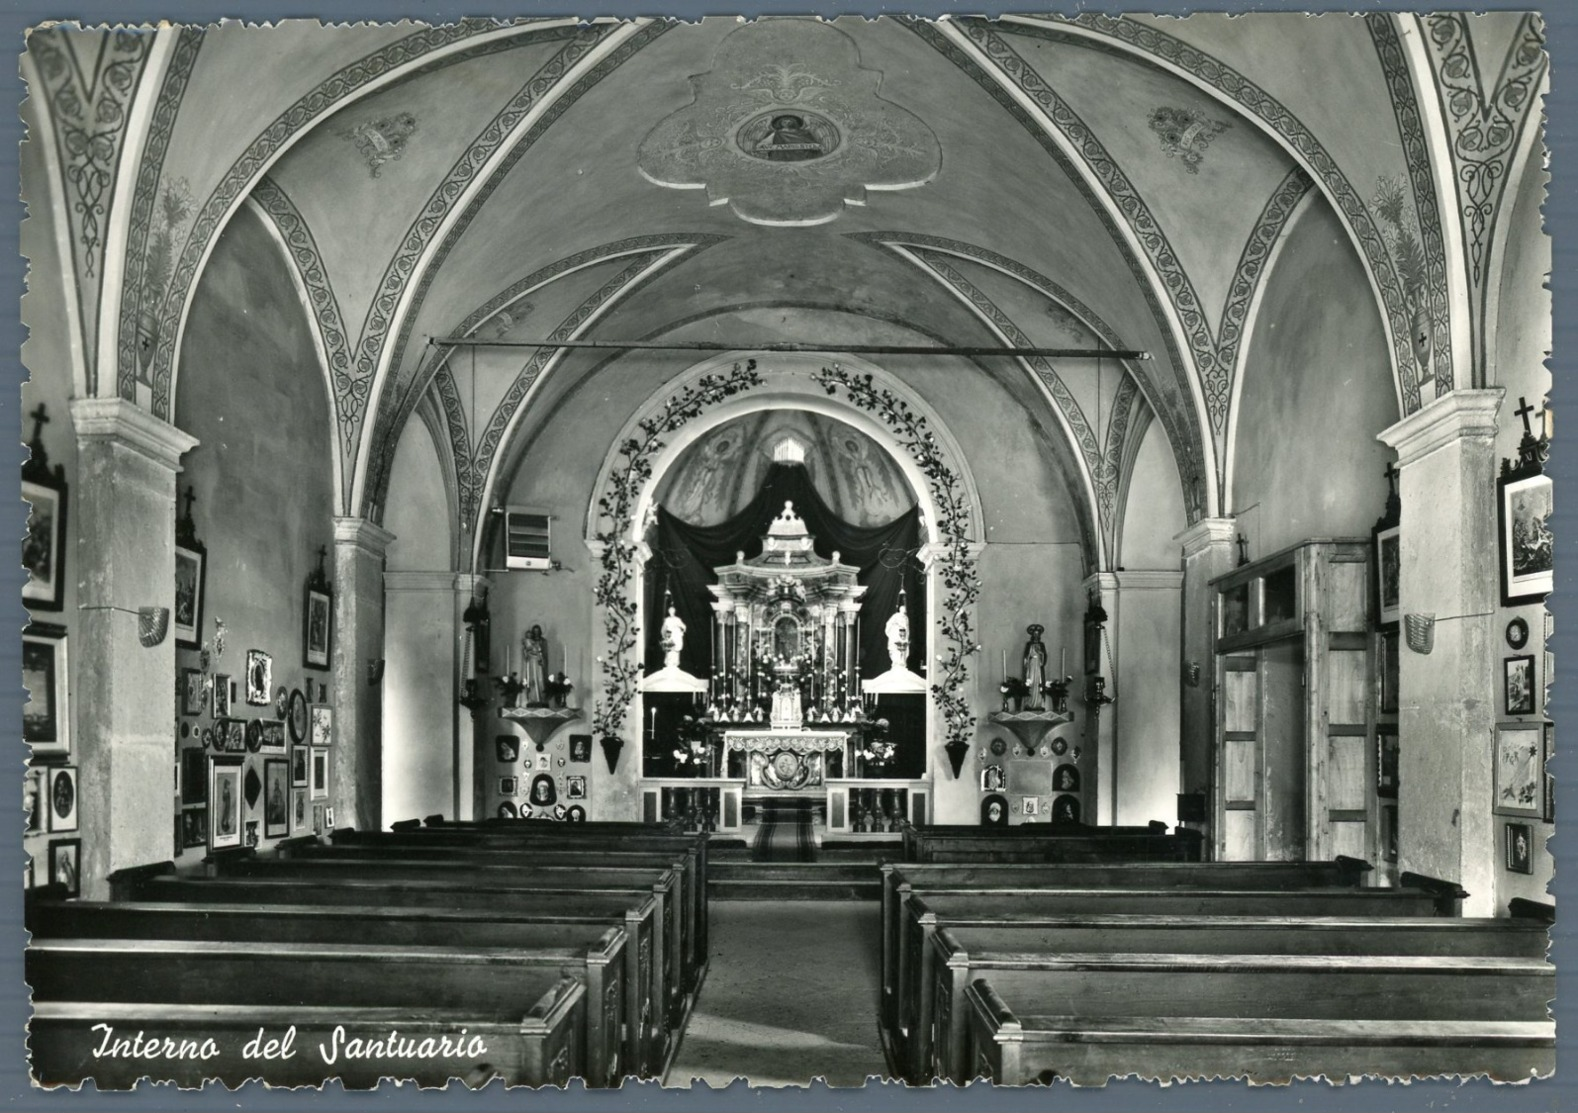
[{"left": 665, "top": 901, "right": 889, "bottom": 1087}]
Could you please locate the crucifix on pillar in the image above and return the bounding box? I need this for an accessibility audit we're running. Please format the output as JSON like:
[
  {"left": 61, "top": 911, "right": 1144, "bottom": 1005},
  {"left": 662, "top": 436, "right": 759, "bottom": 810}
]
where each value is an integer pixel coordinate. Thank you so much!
[{"left": 1508, "top": 395, "right": 1550, "bottom": 473}]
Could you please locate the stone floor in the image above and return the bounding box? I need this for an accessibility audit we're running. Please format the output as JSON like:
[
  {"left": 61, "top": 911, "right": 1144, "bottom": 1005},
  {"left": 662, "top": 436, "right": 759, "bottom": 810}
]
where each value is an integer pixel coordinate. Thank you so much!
[{"left": 664, "top": 901, "right": 890, "bottom": 1088}]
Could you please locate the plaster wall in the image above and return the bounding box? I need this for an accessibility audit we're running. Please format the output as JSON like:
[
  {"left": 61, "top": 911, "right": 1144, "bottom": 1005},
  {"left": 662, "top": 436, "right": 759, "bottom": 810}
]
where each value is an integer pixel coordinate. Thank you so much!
[
  {"left": 1232, "top": 197, "right": 1396, "bottom": 556},
  {"left": 1111, "top": 573, "right": 1184, "bottom": 827},
  {"left": 174, "top": 205, "right": 337, "bottom": 853}
]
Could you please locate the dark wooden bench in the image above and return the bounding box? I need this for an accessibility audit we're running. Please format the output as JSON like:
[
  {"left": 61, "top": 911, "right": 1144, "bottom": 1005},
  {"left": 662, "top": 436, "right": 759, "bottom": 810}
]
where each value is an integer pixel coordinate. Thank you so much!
[
  {"left": 961, "top": 978, "right": 1554, "bottom": 1085},
  {"left": 923, "top": 935, "right": 1553, "bottom": 1083},
  {"left": 879, "top": 858, "right": 1381, "bottom": 1027},
  {"left": 28, "top": 933, "right": 618, "bottom": 1088},
  {"left": 302, "top": 835, "right": 709, "bottom": 984},
  {"left": 902, "top": 911, "right": 1549, "bottom": 1082},
  {"left": 27, "top": 896, "right": 662, "bottom": 1081},
  {"left": 114, "top": 865, "right": 689, "bottom": 1040},
  {"left": 900, "top": 821, "right": 1167, "bottom": 860},
  {"left": 899, "top": 827, "right": 1205, "bottom": 864}
]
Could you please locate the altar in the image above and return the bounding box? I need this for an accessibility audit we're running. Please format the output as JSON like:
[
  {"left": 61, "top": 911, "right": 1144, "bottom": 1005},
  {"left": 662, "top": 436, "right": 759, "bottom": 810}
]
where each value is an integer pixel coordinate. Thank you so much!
[{"left": 722, "top": 728, "right": 849, "bottom": 793}]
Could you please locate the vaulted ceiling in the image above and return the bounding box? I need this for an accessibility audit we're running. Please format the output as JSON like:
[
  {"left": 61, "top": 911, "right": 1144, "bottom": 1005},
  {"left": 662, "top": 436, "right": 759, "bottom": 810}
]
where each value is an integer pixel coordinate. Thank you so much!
[{"left": 26, "top": 13, "right": 1548, "bottom": 570}]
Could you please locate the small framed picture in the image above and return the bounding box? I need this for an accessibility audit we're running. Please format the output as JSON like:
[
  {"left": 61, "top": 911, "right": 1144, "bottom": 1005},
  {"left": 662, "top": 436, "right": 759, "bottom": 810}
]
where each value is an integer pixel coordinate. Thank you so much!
[
  {"left": 566, "top": 775, "right": 587, "bottom": 801},
  {"left": 174, "top": 538, "right": 207, "bottom": 650},
  {"left": 181, "top": 747, "right": 208, "bottom": 806},
  {"left": 291, "top": 746, "right": 308, "bottom": 787},
  {"left": 310, "top": 705, "right": 334, "bottom": 747},
  {"left": 1498, "top": 470, "right": 1553, "bottom": 606},
  {"left": 47, "top": 839, "right": 80, "bottom": 897},
  {"left": 258, "top": 720, "right": 288, "bottom": 755},
  {"left": 22, "top": 471, "right": 68, "bottom": 613},
  {"left": 499, "top": 776, "right": 518, "bottom": 797},
  {"left": 1020, "top": 796, "right": 1041, "bottom": 817},
  {"left": 569, "top": 735, "right": 591, "bottom": 763},
  {"left": 1544, "top": 721, "right": 1555, "bottom": 825},
  {"left": 325, "top": 806, "right": 335, "bottom": 830},
  {"left": 1495, "top": 723, "right": 1543, "bottom": 818},
  {"left": 24, "top": 768, "right": 46, "bottom": 834},
  {"left": 213, "top": 674, "right": 234, "bottom": 719},
  {"left": 980, "top": 764, "right": 1005, "bottom": 793},
  {"left": 1505, "top": 822, "right": 1534, "bottom": 874},
  {"left": 566, "top": 804, "right": 586, "bottom": 823},
  {"left": 1377, "top": 725, "right": 1400, "bottom": 800},
  {"left": 47, "top": 765, "right": 78, "bottom": 833},
  {"left": 244, "top": 820, "right": 260, "bottom": 849},
  {"left": 263, "top": 758, "right": 290, "bottom": 838},
  {"left": 1374, "top": 524, "right": 1401, "bottom": 626},
  {"left": 496, "top": 736, "right": 520, "bottom": 764},
  {"left": 22, "top": 623, "right": 69, "bottom": 759},
  {"left": 291, "top": 787, "right": 309, "bottom": 833},
  {"left": 181, "top": 807, "right": 208, "bottom": 849},
  {"left": 246, "top": 650, "right": 273, "bottom": 706},
  {"left": 287, "top": 689, "right": 309, "bottom": 743},
  {"left": 535, "top": 752, "right": 551, "bottom": 772},
  {"left": 219, "top": 718, "right": 247, "bottom": 754},
  {"left": 1505, "top": 655, "right": 1536, "bottom": 716},
  {"left": 210, "top": 756, "right": 244, "bottom": 850},
  {"left": 179, "top": 667, "right": 207, "bottom": 717},
  {"left": 312, "top": 804, "right": 324, "bottom": 835},
  {"left": 304, "top": 583, "right": 333, "bottom": 671},
  {"left": 1379, "top": 628, "right": 1400, "bottom": 715},
  {"left": 310, "top": 748, "right": 330, "bottom": 800}
]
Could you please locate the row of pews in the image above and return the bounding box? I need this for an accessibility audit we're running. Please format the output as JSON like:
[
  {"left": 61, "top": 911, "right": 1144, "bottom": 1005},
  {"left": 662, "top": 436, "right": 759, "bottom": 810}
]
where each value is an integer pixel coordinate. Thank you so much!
[
  {"left": 27, "top": 818, "right": 710, "bottom": 1089},
  {"left": 882, "top": 824, "right": 1555, "bottom": 1084}
]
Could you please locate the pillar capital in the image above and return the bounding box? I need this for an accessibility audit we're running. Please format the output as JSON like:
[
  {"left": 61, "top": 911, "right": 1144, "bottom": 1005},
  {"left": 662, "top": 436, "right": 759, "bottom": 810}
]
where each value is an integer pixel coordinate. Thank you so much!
[
  {"left": 1081, "top": 571, "right": 1119, "bottom": 596},
  {"left": 70, "top": 397, "right": 197, "bottom": 469},
  {"left": 1113, "top": 569, "right": 1184, "bottom": 592},
  {"left": 1176, "top": 517, "right": 1237, "bottom": 559},
  {"left": 1378, "top": 388, "right": 1504, "bottom": 466},
  {"left": 333, "top": 516, "right": 396, "bottom": 559},
  {"left": 384, "top": 571, "right": 465, "bottom": 593},
  {"left": 919, "top": 539, "right": 986, "bottom": 573}
]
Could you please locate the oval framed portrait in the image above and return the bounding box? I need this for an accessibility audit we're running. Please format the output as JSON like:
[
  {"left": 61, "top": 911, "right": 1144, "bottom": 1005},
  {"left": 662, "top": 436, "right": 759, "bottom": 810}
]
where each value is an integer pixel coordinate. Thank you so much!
[
  {"left": 497, "top": 800, "right": 518, "bottom": 819},
  {"left": 566, "top": 804, "right": 586, "bottom": 823},
  {"left": 287, "top": 689, "right": 309, "bottom": 743},
  {"left": 989, "top": 737, "right": 1008, "bottom": 757},
  {"left": 1049, "top": 736, "right": 1068, "bottom": 756},
  {"left": 1506, "top": 616, "right": 1530, "bottom": 650},
  {"left": 245, "top": 719, "right": 263, "bottom": 753}
]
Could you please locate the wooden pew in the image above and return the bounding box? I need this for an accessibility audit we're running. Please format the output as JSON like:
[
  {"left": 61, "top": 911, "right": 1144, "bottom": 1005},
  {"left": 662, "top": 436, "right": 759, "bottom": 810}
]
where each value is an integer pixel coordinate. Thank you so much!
[
  {"left": 28, "top": 933, "right": 619, "bottom": 1088},
  {"left": 114, "top": 865, "right": 688, "bottom": 1045},
  {"left": 897, "top": 822, "right": 1205, "bottom": 864},
  {"left": 323, "top": 827, "right": 711, "bottom": 974},
  {"left": 27, "top": 896, "right": 663, "bottom": 1081},
  {"left": 961, "top": 979, "right": 1555, "bottom": 1085},
  {"left": 903, "top": 912, "right": 1549, "bottom": 1082},
  {"left": 879, "top": 858, "right": 1381, "bottom": 1031}
]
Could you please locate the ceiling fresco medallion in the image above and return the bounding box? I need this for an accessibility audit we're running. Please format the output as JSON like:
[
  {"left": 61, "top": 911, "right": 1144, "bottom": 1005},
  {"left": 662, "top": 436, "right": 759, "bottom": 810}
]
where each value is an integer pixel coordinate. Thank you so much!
[{"left": 638, "top": 20, "right": 940, "bottom": 226}]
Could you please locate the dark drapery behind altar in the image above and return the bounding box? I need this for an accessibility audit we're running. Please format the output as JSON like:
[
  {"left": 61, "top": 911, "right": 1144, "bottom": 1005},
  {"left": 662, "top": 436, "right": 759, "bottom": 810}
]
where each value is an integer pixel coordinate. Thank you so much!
[{"left": 643, "top": 462, "right": 925, "bottom": 681}]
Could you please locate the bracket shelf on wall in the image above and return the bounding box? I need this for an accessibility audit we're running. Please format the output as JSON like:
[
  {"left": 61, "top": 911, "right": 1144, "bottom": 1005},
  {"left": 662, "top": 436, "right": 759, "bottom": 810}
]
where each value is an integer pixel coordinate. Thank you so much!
[
  {"left": 500, "top": 706, "right": 582, "bottom": 749},
  {"left": 986, "top": 709, "right": 1073, "bottom": 754}
]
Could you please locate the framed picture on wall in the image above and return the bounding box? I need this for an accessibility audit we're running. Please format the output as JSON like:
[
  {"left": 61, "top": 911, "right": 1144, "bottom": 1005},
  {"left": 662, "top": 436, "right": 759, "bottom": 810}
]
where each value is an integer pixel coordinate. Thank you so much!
[
  {"left": 1376, "top": 726, "right": 1399, "bottom": 799},
  {"left": 263, "top": 759, "right": 290, "bottom": 839},
  {"left": 304, "top": 583, "right": 333, "bottom": 671},
  {"left": 1374, "top": 525, "right": 1401, "bottom": 626},
  {"left": 258, "top": 720, "right": 288, "bottom": 755},
  {"left": 291, "top": 746, "right": 308, "bottom": 788},
  {"left": 1504, "top": 655, "right": 1536, "bottom": 716},
  {"left": 181, "top": 747, "right": 207, "bottom": 806},
  {"left": 1498, "top": 470, "right": 1553, "bottom": 606},
  {"left": 1379, "top": 629, "right": 1400, "bottom": 715},
  {"left": 47, "top": 839, "right": 80, "bottom": 897},
  {"left": 1545, "top": 721, "right": 1555, "bottom": 824},
  {"left": 21, "top": 468, "right": 67, "bottom": 613},
  {"left": 310, "top": 749, "right": 329, "bottom": 800},
  {"left": 1505, "top": 822, "right": 1534, "bottom": 875},
  {"left": 1494, "top": 723, "right": 1542, "bottom": 818},
  {"left": 310, "top": 705, "right": 334, "bottom": 748},
  {"left": 181, "top": 807, "right": 208, "bottom": 849},
  {"left": 210, "top": 756, "right": 244, "bottom": 850},
  {"left": 23, "top": 623, "right": 69, "bottom": 759},
  {"left": 213, "top": 674, "right": 234, "bottom": 719},
  {"left": 246, "top": 650, "right": 273, "bottom": 706},
  {"left": 174, "top": 537, "right": 207, "bottom": 650},
  {"left": 292, "top": 788, "right": 309, "bottom": 833},
  {"left": 47, "top": 765, "right": 77, "bottom": 833},
  {"left": 179, "top": 667, "right": 207, "bottom": 718}
]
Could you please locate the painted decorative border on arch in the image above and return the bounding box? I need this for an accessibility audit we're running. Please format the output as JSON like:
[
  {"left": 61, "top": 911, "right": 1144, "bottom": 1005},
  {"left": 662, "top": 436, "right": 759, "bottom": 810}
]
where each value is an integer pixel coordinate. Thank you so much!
[
  {"left": 1366, "top": 13, "right": 1454, "bottom": 397},
  {"left": 1009, "top": 13, "right": 1423, "bottom": 414},
  {"left": 902, "top": 20, "right": 1212, "bottom": 521},
  {"left": 249, "top": 177, "right": 357, "bottom": 466},
  {"left": 591, "top": 361, "right": 766, "bottom": 742},
  {"left": 140, "top": 19, "right": 549, "bottom": 413},
  {"left": 114, "top": 25, "right": 203, "bottom": 400},
  {"left": 814, "top": 365, "right": 980, "bottom": 752},
  {"left": 1220, "top": 165, "right": 1314, "bottom": 378}
]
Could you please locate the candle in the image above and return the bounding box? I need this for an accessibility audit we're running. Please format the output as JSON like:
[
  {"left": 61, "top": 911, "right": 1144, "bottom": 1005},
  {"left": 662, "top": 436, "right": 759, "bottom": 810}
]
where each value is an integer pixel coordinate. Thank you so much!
[
  {"left": 649, "top": 707, "right": 657, "bottom": 740},
  {"left": 1002, "top": 649, "right": 1007, "bottom": 683},
  {"left": 1060, "top": 647, "right": 1066, "bottom": 677}
]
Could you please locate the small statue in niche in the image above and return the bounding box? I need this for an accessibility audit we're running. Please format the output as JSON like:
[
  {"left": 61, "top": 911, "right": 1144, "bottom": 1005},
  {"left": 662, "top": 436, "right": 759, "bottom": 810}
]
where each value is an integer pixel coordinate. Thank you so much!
[
  {"left": 885, "top": 595, "right": 910, "bottom": 672},
  {"left": 661, "top": 605, "right": 687, "bottom": 669},
  {"left": 981, "top": 793, "right": 1008, "bottom": 827},
  {"left": 1022, "top": 624, "right": 1048, "bottom": 710},
  {"left": 521, "top": 625, "right": 549, "bottom": 706}
]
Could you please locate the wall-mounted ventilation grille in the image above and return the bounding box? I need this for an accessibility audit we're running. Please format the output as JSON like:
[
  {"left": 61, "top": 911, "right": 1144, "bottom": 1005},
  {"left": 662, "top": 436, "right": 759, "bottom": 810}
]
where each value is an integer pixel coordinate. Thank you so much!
[{"left": 505, "top": 509, "right": 552, "bottom": 570}]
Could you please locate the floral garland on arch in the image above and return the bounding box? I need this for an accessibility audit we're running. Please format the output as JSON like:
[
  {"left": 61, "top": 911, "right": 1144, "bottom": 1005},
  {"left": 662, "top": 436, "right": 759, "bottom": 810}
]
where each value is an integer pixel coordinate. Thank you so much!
[
  {"left": 592, "top": 360, "right": 764, "bottom": 741},
  {"left": 813, "top": 365, "right": 982, "bottom": 749}
]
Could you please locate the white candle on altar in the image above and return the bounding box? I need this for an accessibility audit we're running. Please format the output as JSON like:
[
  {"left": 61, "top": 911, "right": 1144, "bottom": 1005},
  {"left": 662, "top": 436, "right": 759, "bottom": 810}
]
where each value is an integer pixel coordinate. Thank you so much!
[
  {"left": 649, "top": 707, "right": 657, "bottom": 740},
  {"left": 1001, "top": 649, "right": 1007, "bottom": 683},
  {"left": 1060, "top": 647, "right": 1066, "bottom": 677}
]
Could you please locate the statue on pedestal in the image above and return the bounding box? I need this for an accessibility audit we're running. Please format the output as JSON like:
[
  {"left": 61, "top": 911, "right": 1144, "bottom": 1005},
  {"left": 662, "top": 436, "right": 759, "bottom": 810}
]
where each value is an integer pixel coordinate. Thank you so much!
[
  {"left": 521, "top": 625, "right": 548, "bottom": 706},
  {"left": 885, "top": 599, "right": 910, "bottom": 672},
  {"left": 661, "top": 605, "right": 687, "bottom": 669},
  {"left": 1022, "top": 624, "right": 1048, "bottom": 710}
]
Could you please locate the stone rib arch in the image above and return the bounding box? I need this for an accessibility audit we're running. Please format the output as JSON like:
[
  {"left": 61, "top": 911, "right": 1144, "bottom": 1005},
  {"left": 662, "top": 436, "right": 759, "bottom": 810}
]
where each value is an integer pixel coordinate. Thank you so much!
[{"left": 1000, "top": 12, "right": 1429, "bottom": 417}]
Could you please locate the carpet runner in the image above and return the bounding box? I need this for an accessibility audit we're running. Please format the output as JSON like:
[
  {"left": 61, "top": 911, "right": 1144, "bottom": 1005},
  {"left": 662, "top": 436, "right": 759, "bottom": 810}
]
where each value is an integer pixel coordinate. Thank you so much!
[{"left": 752, "top": 799, "right": 815, "bottom": 862}]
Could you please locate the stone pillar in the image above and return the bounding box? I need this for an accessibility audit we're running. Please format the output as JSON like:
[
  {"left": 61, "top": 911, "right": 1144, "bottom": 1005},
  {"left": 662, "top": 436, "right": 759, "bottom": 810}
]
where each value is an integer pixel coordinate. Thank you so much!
[
  {"left": 382, "top": 571, "right": 470, "bottom": 824},
  {"left": 70, "top": 399, "right": 198, "bottom": 899},
  {"left": 332, "top": 517, "right": 395, "bottom": 834},
  {"left": 1378, "top": 390, "right": 1503, "bottom": 916},
  {"left": 454, "top": 573, "right": 488, "bottom": 822},
  {"left": 1081, "top": 573, "right": 1119, "bottom": 825},
  {"left": 1177, "top": 518, "right": 1237, "bottom": 822}
]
